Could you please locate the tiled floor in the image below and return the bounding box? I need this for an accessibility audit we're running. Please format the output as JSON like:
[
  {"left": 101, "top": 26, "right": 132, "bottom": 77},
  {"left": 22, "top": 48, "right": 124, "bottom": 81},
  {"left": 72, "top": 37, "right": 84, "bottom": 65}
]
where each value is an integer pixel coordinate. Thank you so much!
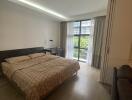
[{"left": 0, "top": 62, "right": 111, "bottom": 100}]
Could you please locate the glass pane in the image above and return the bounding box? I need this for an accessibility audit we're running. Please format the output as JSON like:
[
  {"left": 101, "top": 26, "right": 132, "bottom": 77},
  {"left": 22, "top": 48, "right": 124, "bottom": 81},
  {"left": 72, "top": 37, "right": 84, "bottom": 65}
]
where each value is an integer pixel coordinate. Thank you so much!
[
  {"left": 73, "top": 48, "right": 78, "bottom": 60},
  {"left": 73, "top": 36, "right": 79, "bottom": 47},
  {"left": 79, "top": 49, "right": 87, "bottom": 62},
  {"left": 73, "top": 21, "right": 80, "bottom": 27},
  {"left": 73, "top": 22, "right": 80, "bottom": 34},
  {"left": 81, "top": 20, "right": 92, "bottom": 34},
  {"left": 80, "top": 36, "right": 89, "bottom": 48},
  {"left": 73, "top": 28, "right": 80, "bottom": 34},
  {"left": 82, "top": 20, "right": 92, "bottom": 27}
]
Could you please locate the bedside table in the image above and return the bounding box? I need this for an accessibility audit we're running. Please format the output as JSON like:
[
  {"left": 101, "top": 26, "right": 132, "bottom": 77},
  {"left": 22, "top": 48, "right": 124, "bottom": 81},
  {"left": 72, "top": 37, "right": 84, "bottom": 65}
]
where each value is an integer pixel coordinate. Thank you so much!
[{"left": 44, "top": 48, "right": 64, "bottom": 57}]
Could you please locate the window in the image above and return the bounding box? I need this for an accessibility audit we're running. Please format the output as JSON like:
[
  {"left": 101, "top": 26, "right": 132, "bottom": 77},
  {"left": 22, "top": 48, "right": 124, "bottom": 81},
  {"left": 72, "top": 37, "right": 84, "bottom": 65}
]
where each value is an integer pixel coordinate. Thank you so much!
[{"left": 73, "top": 20, "right": 94, "bottom": 62}]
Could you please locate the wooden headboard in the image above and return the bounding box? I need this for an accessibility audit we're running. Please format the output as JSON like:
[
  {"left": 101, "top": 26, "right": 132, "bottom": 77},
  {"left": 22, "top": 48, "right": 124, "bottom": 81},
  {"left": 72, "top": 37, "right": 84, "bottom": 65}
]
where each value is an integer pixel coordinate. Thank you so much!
[{"left": 0, "top": 47, "right": 45, "bottom": 64}]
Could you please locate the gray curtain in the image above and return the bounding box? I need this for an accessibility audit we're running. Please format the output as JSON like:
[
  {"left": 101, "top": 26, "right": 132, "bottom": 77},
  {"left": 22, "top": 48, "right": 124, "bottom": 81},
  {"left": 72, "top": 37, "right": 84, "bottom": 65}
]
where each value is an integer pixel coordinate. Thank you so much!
[
  {"left": 60, "top": 22, "right": 67, "bottom": 57},
  {"left": 92, "top": 16, "right": 106, "bottom": 68}
]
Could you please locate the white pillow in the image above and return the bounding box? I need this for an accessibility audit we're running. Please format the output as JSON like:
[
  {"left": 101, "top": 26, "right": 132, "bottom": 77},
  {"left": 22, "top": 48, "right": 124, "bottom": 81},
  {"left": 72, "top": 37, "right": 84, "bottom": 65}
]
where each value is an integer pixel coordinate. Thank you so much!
[
  {"left": 28, "top": 53, "right": 45, "bottom": 58},
  {"left": 5, "top": 55, "right": 31, "bottom": 64}
]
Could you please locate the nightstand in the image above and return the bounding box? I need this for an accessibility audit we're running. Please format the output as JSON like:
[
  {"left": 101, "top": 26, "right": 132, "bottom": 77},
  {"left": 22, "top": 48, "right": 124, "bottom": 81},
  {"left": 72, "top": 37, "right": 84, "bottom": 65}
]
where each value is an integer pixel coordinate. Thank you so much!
[{"left": 44, "top": 48, "right": 64, "bottom": 57}]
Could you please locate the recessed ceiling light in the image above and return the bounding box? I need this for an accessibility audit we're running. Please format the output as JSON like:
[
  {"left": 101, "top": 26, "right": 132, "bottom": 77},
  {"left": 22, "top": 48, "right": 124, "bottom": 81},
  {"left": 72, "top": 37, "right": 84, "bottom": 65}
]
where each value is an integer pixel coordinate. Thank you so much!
[{"left": 16, "top": 0, "right": 68, "bottom": 20}]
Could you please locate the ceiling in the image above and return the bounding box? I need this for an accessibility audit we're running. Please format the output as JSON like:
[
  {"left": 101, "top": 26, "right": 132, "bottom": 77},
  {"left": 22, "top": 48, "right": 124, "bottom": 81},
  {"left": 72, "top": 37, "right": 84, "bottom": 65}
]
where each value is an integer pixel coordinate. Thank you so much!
[
  {"left": 31, "top": 0, "right": 108, "bottom": 17},
  {"left": 9, "top": 0, "right": 108, "bottom": 21}
]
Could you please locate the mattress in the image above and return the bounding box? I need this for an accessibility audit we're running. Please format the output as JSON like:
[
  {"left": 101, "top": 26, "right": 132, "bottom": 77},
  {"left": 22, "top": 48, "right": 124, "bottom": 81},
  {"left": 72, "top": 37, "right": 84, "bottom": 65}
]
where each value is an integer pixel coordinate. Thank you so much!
[{"left": 2, "top": 55, "right": 80, "bottom": 100}]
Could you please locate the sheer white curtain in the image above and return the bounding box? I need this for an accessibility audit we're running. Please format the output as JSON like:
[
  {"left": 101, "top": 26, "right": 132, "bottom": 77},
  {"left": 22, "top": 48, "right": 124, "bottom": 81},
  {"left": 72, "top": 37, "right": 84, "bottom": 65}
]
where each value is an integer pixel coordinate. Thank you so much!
[
  {"left": 66, "top": 22, "right": 74, "bottom": 59},
  {"left": 86, "top": 20, "right": 95, "bottom": 65}
]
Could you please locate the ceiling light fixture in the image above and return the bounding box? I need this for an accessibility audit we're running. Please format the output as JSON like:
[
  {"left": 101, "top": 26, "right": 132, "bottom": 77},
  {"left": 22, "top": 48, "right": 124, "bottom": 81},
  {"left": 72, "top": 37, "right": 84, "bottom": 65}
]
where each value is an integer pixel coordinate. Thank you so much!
[{"left": 17, "top": 0, "right": 68, "bottom": 20}]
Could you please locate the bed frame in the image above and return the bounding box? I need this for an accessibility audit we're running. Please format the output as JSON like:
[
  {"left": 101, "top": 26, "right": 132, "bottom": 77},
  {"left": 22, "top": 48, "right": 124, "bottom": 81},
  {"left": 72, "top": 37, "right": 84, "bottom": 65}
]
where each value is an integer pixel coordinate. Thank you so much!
[{"left": 0, "top": 47, "right": 45, "bottom": 75}]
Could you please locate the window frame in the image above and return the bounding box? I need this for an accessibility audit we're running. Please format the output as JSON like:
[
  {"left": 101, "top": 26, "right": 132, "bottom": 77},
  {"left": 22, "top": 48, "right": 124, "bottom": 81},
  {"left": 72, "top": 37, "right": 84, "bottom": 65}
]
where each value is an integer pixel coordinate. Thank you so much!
[{"left": 73, "top": 20, "right": 92, "bottom": 62}]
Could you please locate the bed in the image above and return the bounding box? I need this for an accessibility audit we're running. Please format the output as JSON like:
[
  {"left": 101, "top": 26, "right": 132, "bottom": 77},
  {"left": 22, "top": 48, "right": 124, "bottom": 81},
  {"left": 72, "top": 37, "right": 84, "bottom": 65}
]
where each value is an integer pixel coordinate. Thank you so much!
[{"left": 0, "top": 47, "right": 80, "bottom": 100}]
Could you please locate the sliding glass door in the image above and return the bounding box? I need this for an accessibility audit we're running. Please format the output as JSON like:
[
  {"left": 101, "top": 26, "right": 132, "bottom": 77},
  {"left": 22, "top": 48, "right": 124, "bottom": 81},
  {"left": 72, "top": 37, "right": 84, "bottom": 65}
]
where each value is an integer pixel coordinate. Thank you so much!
[{"left": 73, "top": 20, "right": 94, "bottom": 62}]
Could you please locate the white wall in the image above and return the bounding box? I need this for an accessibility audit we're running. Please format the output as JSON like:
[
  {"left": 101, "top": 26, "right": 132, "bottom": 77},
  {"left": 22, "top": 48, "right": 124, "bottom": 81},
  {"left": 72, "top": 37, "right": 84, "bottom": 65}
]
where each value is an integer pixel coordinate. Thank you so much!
[{"left": 0, "top": 0, "right": 60, "bottom": 51}]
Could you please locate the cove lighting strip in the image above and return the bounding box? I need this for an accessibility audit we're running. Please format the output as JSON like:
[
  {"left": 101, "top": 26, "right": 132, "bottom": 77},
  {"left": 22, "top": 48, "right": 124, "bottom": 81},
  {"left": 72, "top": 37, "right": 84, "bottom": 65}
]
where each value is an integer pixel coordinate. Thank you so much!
[{"left": 17, "top": 0, "right": 68, "bottom": 20}]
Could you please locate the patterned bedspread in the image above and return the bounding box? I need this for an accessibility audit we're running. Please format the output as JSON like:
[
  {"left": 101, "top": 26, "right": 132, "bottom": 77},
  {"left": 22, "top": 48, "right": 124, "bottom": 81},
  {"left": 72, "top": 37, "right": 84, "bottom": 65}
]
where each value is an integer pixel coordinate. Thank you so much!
[{"left": 2, "top": 55, "right": 80, "bottom": 100}]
